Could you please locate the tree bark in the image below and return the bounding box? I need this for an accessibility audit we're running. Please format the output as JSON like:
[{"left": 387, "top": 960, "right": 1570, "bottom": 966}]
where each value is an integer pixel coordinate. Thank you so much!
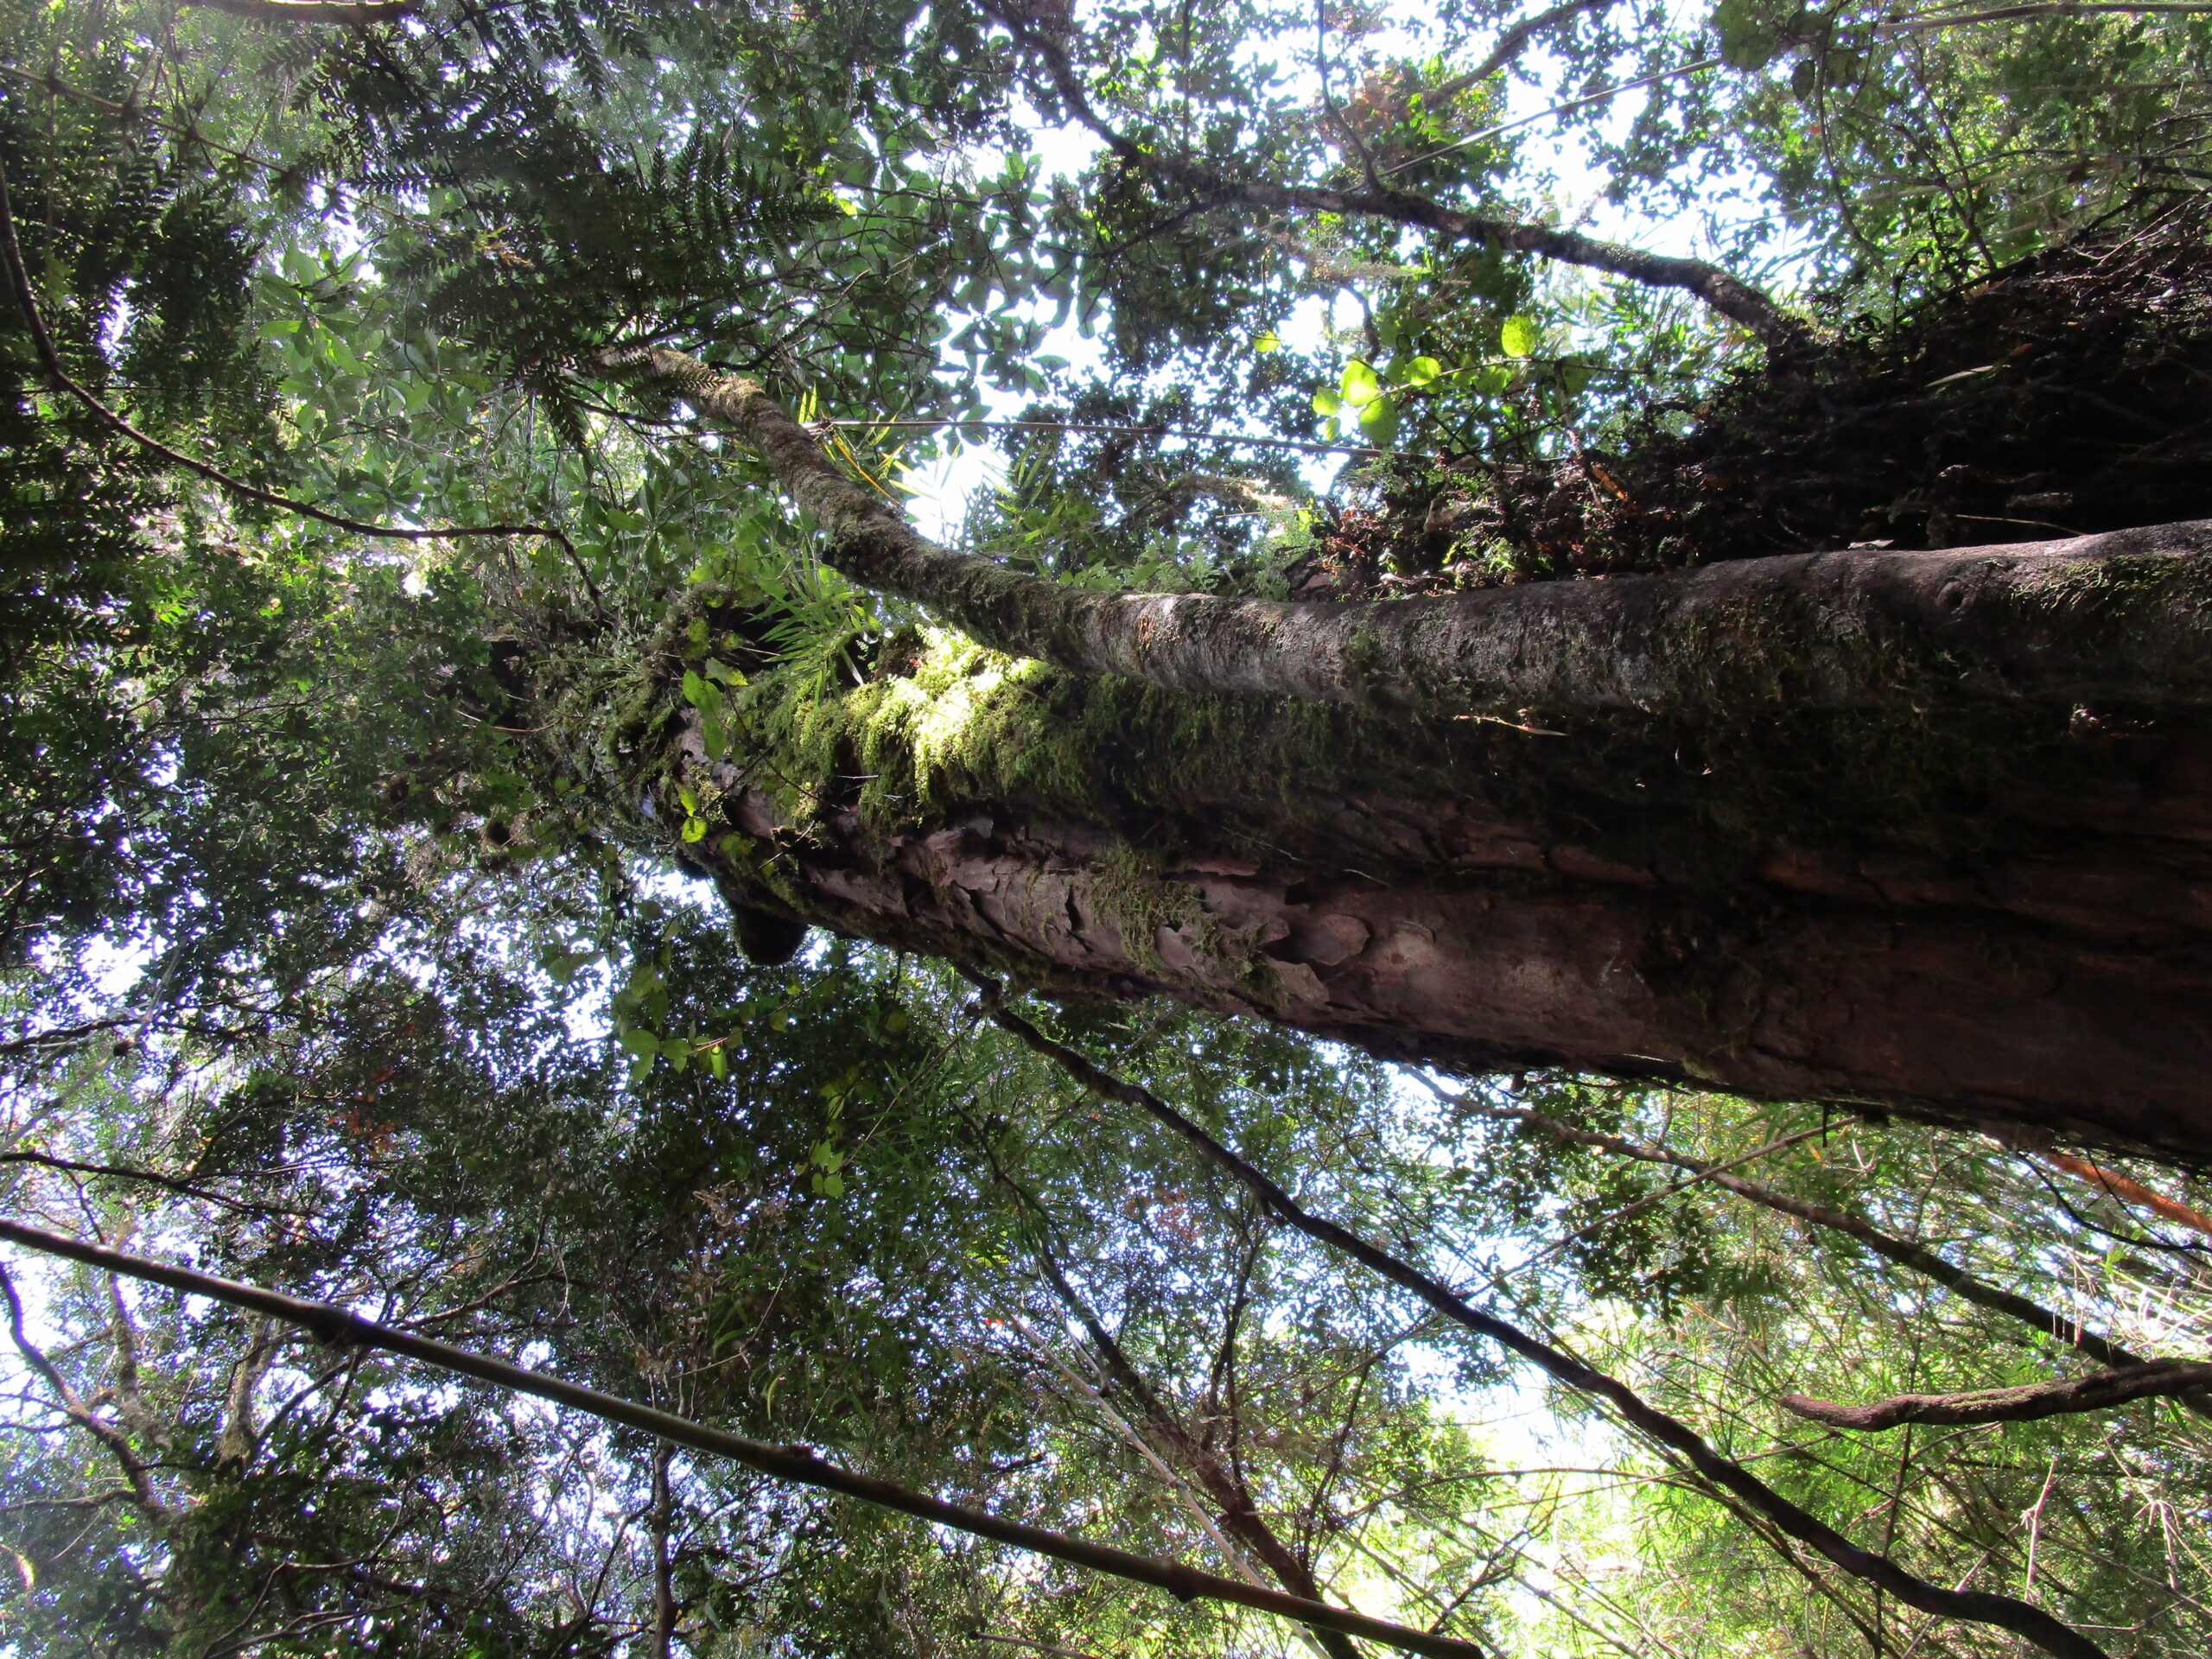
[
  {"left": 617, "top": 677, "right": 2212, "bottom": 1162},
  {"left": 556, "top": 371, "right": 2212, "bottom": 1166},
  {"left": 600, "top": 351, "right": 2212, "bottom": 722}
]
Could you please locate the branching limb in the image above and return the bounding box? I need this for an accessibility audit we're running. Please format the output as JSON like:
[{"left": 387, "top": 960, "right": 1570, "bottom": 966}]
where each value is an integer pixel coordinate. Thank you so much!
[
  {"left": 965, "top": 976, "right": 2111, "bottom": 1659},
  {"left": 2042, "top": 1150, "right": 2212, "bottom": 1241},
  {"left": 0, "top": 1220, "right": 1489, "bottom": 1659},
  {"left": 1027, "top": 1243, "right": 1361, "bottom": 1659},
  {"left": 1421, "top": 1080, "right": 2162, "bottom": 1378},
  {"left": 1437, "top": 0, "right": 1618, "bottom": 99},
  {"left": 0, "top": 1262, "right": 168, "bottom": 1519},
  {"left": 982, "top": 3, "right": 1806, "bottom": 348},
  {"left": 1783, "top": 1360, "right": 2212, "bottom": 1432}
]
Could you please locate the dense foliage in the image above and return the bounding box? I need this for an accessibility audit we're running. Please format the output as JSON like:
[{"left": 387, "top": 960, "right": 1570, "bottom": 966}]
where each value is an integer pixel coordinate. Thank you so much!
[{"left": 3, "top": 1, "right": 2209, "bottom": 1656}]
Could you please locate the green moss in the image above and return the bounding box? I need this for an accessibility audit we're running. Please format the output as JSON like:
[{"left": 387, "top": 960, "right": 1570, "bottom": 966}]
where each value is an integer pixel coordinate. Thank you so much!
[{"left": 1084, "top": 842, "right": 1215, "bottom": 974}]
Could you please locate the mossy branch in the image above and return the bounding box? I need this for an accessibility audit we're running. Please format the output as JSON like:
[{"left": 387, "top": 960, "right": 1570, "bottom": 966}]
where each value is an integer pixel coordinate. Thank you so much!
[
  {"left": 598, "top": 346, "right": 2212, "bottom": 721},
  {"left": 1783, "top": 1361, "right": 2212, "bottom": 1431}
]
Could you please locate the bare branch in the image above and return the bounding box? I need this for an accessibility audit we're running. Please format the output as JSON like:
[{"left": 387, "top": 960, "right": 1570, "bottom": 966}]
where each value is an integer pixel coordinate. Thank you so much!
[
  {"left": 964, "top": 976, "right": 2110, "bottom": 1659},
  {"left": 1782, "top": 1360, "right": 2212, "bottom": 1431}
]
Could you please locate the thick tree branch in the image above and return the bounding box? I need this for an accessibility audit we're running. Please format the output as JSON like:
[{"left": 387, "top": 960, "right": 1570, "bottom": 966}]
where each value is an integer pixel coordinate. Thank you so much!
[
  {"left": 601, "top": 346, "right": 2212, "bottom": 720},
  {"left": 0, "top": 1219, "right": 1486, "bottom": 1659},
  {"left": 983, "top": 4, "right": 1805, "bottom": 348},
  {"left": 1782, "top": 1360, "right": 2212, "bottom": 1432},
  {"left": 2043, "top": 1150, "right": 2212, "bottom": 1241},
  {"left": 967, "top": 979, "right": 2110, "bottom": 1659},
  {"left": 1423, "top": 1084, "right": 2162, "bottom": 1378}
]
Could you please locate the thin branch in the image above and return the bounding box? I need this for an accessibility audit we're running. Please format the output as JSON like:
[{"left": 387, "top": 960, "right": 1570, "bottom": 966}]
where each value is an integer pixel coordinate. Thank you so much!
[
  {"left": 0, "top": 162, "right": 573, "bottom": 556},
  {"left": 965, "top": 977, "right": 2109, "bottom": 1659},
  {"left": 0, "top": 1218, "right": 1486, "bottom": 1659},
  {"left": 1438, "top": 0, "right": 1618, "bottom": 99},
  {"left": 982, "top": 5, "right": 1802, "bottom": 346},
  {"left": 1782, "top": 1360, "right": 2212, "bottom": 1432},
  {"left": 1422, "top": 1083, "right": 2161, "bottom": 1378},
  {"left": 2042, "top": 1150, "right": 2212, "bottom": 1242},
  {"left": 0, "top": 1150, "right": 302, "bottom": 1216},
  {"left": 0, "top": 1262, "right": 164, "bottom": 1516}
]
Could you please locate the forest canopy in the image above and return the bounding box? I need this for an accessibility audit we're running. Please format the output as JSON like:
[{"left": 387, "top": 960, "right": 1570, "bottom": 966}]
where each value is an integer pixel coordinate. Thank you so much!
[{"left": 3, "top": 0, "right": 2212, "bottom": 1656}]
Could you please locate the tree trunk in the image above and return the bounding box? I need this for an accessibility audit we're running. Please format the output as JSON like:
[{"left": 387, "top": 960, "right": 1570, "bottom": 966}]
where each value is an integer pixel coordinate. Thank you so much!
[{"left": 533, "top": 583, "right": 2212, "bottom": 1165}]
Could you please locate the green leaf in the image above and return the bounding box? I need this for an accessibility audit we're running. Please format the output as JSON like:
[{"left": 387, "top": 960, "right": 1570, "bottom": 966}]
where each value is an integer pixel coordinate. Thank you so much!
[
  {"left": 1254, "top": 330, "right": 1283, "bottom": 353},
  {"left": 1357, "top": 395, "right": 1401, "bottom": 447},
  {"left": 1311, "top": 388, "right": 1342, "bottom": 416},
  {"left": 1402, "top": 356, "right": 1443, "bottom": 386},
  {"left": 1500, "top": 316, "right": 1538, "bottom": 359},
  {"left": 1340, "top": 360, "right": 1382, "bottom": 406},
  {"left": 1475, "top": 365, "right": 1513, "bottom": 395},
  {"left": 682, "top": 669, "right": 709, "bottom": 706},
  {"left": 682, "top": 816, "right": 709, "bottom": 842}
]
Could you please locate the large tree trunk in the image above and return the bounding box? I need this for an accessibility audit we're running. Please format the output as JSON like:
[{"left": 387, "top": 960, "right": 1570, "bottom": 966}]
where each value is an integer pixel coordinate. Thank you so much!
[
  {"left": 537, "top": 590, "right": 2212, "bottom": 1166},
  {"left": 540, "top": 359, "right": 2212, "bottom": 1165}
]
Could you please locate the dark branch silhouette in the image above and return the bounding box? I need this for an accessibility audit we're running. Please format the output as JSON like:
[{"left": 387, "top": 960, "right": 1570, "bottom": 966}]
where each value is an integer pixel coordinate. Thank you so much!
[
  {"left": 966, "top": 976, "right": 2110, "bottom": 1659},
  {"left": 1425, "top": 1082, "right": 2169, "bottom": 1381},
  {"left": 981, "top": 3, "right": 1808, "bottom": 349},
  {"left": 0, "top": 1218, "right": 1486, "bottom": 1659}
]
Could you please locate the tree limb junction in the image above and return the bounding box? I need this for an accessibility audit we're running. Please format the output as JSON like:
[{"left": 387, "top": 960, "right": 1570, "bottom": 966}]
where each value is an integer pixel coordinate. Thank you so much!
[
  {"left": 983, "top": 4, "right": 1806, "bottom": 348},
  {"left": 968, "top": 978, "right": 2111, "bottom": 1659}
]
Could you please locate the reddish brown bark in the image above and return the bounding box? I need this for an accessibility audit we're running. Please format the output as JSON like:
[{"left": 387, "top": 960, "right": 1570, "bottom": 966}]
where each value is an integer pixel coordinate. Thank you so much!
[{"left": 683, "top": 714, "right": 2212, "bottom": 1164}]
